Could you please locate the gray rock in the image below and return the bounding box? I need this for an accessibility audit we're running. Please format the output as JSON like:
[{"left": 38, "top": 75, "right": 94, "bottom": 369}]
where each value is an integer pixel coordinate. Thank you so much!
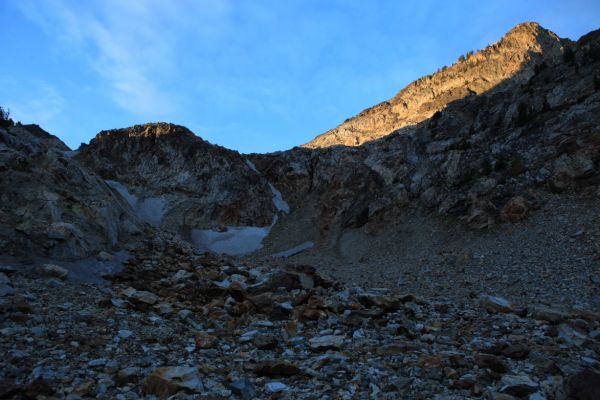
[
  {"left": 0, "top": 273, "right": 14, "bottom": 297},
  {"left": 30, "top": 326, "right": 48, "bottom": 336},
  {"left": 0, "top": 283, "right": 15, "bottom": 297},
  {"left": 0, "top": 272, "right": 10, "bottom": 284},
  {"left": 122, "top": 287, "right": 158, "bottom": 305},
  {"left": 500, "top": 375, "right": 538, "bottom": 397},
  {"left": 88, "top": 358, "right": 108, "bottom": 367},
  {"left": 42, "top": 264, "right": 69, "bottom": 280},
  {"left": 228, "top": 378, "right": 256, "bottom": 400},
  {"left": 480, "top": 294, "right": 513, "bottom": 313},
  {"left": 142, "top": 366, "right": 204, "bottom": 396},
  {"left": 177, "top": 309, "right": 193, "bottom": 320},
  {"left": 172, "top": 269, "right": 193, "bottom": 283},
  {"left": 97, "top": 251, "right": 115, "bottom": 261},
  {"left": 116, "top": 367, "right": 142, "bottom": 385},
  {"left": 265, "top": 381, "right": 287, "bottom": 393},
  {"left": 46, "top": 222, "right": 77, "bottom": 240},
  {"left": 558, "top": 324, "right": 587, "bottom": 347},
  {"left": 309, "top": 335, "right": 345, "bottom": 350},
  {"left": 530, "top": 306, "right": 570, "bottom": 323},
  {"left": 118, "top": 329, "right": 134, "bottom": 339},
  {"left": 252, "top": 334, "right": 278, "bottom": 350}
]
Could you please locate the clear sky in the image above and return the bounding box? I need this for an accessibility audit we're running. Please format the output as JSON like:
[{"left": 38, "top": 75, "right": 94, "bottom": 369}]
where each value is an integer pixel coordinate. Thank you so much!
[{"left": 1, "top": 1, "right": 598, "bottom": 153}]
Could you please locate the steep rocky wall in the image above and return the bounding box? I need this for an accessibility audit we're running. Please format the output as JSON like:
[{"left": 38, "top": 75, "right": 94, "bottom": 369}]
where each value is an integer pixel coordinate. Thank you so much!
[
  {"left": 252, "top": 28, "right": 600, "bottom": 251},
  {"left": 76, "top": 123, "right": 277, "bottom": 240},
  {"left": 0, "top": 125, "right": 144, "bottom": 260}
]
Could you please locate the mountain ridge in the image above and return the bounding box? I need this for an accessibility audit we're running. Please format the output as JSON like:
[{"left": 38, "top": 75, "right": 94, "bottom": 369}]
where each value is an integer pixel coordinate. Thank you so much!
[
  {"left": 303, "top": 22, "right": 569, "bottom": 148},
  {"left": 1, "top": 21, "right": 598, "bottom": 262}
]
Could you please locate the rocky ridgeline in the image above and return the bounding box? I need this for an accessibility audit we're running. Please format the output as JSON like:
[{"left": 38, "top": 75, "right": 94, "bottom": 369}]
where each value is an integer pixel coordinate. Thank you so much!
[
  {"left": 76, "top": 123, "right": 276, "bottom": 233},
  {"left": 2, "top": 24, "right": 598, "bottom": 261},
  {"left": 1, "top": 243, "right": 599, "bottom": 399},
  {"left": 252, "top": 25, "right": 600, "bottom": 251},
  {"left": 304, "top": 22, "right": 567, "bottom": 148}
]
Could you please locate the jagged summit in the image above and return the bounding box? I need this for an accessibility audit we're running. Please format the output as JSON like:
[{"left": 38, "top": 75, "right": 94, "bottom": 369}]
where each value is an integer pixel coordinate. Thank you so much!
[
  {"left": 304, "top": 22, "right": 567, "bottom": 148},
  {"left": 502, "top": 21, "right": 550, "bottom": 39},
  {"left": 90, "top": 122, "right": 199, "bottom": 144}
]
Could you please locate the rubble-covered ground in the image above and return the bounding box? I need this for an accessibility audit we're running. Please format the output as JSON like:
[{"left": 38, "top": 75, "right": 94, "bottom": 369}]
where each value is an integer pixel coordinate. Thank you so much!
[
  {"left": 254, "top": 191, "right": 600, "bottom": 310},
  {"left": 1, "top": 237, "right": 599, "bottom": 399}
]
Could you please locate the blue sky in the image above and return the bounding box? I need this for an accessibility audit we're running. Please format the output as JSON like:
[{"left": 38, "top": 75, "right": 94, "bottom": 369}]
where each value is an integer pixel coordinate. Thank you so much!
[{"left": 1, "top": 1, "right": 598, "bottom": 153}]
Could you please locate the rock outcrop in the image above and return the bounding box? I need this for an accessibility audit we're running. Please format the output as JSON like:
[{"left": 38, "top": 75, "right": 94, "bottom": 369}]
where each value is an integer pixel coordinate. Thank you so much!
[
  {"left": 75, "top": 123, "right": 277, "bottom": 240},
  {"left": 0, "top": 124, "right": 143, "bottom": 260}
]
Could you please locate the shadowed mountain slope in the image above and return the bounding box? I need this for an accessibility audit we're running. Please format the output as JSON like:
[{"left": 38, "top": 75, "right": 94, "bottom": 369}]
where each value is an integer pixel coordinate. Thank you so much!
[
  {"left": 0, "top": 124, "right": 145, "bottom": 260},
  {"left": 75, "top": 123, "right": 278, "bottom": 240},
  {"left": 252, "top": 25, "right": 600, "bottom": 253}
]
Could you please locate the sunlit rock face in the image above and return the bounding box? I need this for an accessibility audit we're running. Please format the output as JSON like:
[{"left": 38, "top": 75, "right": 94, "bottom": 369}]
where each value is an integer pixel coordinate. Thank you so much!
[
  {"left": 304, "top": 22, "right": 568, "bottom": 148},
  {"left": 75, "top": 123, "right": 278, "bottom": 242},
  {"left": 0, "top": 124, "right": 143, "bottom": 260}
]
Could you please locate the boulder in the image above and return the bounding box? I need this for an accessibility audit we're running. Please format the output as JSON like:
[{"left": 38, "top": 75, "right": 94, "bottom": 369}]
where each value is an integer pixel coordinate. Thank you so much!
[
  {"left": 480, "top": 295, "right": 513, "bottom": 314},
  {"left": 501, "top": 196, "right": 529, "bottom": 222},
  {"left": 568, "top": 369, "right": 600, "bottom": 400},
  {"left": 41, "top": 264, "right": 68, "bottom": 280},
  {"left": 473, "top": 354, "right": 509, "bottom": 373},
  {"left": 96, "top": 251, "right": 114, "bottom": 261},
  {"left": 142, "top": 366, "right": 204, "bottom": 398},
  {"left": 252, "top": 334, "right": 278, "bottom": 350},
  {"left": 309, "top": 335, "right": 345, "bottom": 351},
  {"left": 265, "top": 381, "right": 288, "bottom": 393},
  {"left": 122, "top": 287, "right": 158, "bottom": 305},
  {"left": 253, "top": 360, "right": 302, "bottom": 377},
  {"left": 228, "top": 378, "right": 256, "bottom": 400},
  {"left": 530, "top": 305, "right": 570, "bottom": 323},
  {"left": 499, "top": 375, "right": 538, "bottom": 397},
  {"left": 0, "top": 272, "right": 15, "bottom": 297}
]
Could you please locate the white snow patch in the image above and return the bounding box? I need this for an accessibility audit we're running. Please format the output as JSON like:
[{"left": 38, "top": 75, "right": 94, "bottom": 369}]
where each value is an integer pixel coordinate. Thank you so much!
[
  {"left": 106, "top": 180, "right": 168, "bottom": 226},
  {"left": 269, "top": 183, "right": 290, "bottom": 213},
  {"left": 137, "top": 197, "right": 169, "bottom": 226},
  {"left": 106, "top": 180, "right": 137, "bottom": 208},
  {"left": 245, "top": 159, "right": 290, "bottom": 214},
  {"left": 245, "top": 159, "right": 259, "bottom": 174},
  {"left": 192, "top": 217, "right": 277, "bottom": 256},
  {"left": 271, "top": 241, "right": 314, "bottom": 258}
]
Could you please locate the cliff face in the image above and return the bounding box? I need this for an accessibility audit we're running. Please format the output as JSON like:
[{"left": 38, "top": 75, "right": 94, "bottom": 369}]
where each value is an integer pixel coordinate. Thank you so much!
[
  {"left": 75, "top": 123, "right": 277, "bottom": 239},
  {"left": 304, "top": 22, "right": 568, "bottom": 148},
  {"left": 0, "top": 122, "right": 283, "bottom": 260},
  {"left": 0, "top": 124, "right": 144, "bottom": 260}
]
